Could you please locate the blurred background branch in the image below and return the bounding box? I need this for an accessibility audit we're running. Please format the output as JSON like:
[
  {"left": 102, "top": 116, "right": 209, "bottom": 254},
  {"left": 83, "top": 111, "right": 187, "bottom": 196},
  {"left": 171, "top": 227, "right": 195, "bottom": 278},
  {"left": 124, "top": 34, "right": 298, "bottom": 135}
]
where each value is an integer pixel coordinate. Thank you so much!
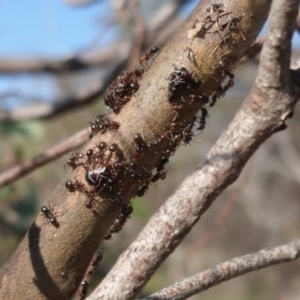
[{"left": 145, "top": 239, "right": 300, "bottom": 300}]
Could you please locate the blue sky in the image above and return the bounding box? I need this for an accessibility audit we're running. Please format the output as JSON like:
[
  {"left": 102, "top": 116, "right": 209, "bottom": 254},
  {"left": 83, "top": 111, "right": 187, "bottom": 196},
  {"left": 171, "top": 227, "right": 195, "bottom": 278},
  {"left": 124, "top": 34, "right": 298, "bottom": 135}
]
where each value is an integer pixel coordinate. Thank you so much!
[
  {"left": 0, "top": 0, "right": 115, "bottom": 57},
  {"left": 0, "top": 1, "right": 299, "bottom": 111},
  {"left": 0, "top": 0, "right": 197, "bottom": 58},
  {"left": 0, "top": 0, "right": 198, "bottom": 110}
]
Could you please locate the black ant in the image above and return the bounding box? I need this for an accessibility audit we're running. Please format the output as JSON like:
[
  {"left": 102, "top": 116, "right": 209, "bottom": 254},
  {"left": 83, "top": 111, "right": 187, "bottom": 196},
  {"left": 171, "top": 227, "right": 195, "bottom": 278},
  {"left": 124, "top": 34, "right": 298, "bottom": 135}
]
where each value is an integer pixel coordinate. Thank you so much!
[
  {"left": 168, "top": 66, "right": 201, "bottom": 100},
  {"left": 102, "top": 143, "right": 120, "bottom": 165},
  {"left": 133, "top": 133, "right": 148, "bottom": 157},
  {"left": 41, "top": 205, "right": 59, "bottom": 228},
  {"left": 139, "top": 47, "right": 159, "bottom": 66},
  {"left": 90, "top": 116, "right": 120, "bottom": 135},
  {"left": 78, "top": 280, "right": 89, "bottom": 300},
  {"left": 97, "top": 141, "right": 107, "bottom": 152},
  {"left": 189, "top": 94, "right": 209, "bottom": 105},
  {"left": 135, "top": 47, "right": 160, "bottom": 77},
  {"left": 219, "top": 60, "right": 235, "bottom": 92},
  {"left": 104, "top": 204, "right": 133, "bottom": 239},
  {"left": 86, "top": 149, "right": 94, "bottom": 163},
  {"left": 87, "top": 251, "right": 103, "bottom": 276},
  {"left": 208, "top": 61, "right": 235, "bottom": 107},
  {"left": 65, "top": 179, "right": 85, "bottom": 194},
  {"left": 104, "top": 71, "right": 140, "bottom": 114},
  {"left": 67, "top": 153, "right": 84, "bottom": 170},
  {"left": 85, "top": 167, "right": 108, "bottom": 187},
  {"left": 65, "top": 179, "right": 96, "bottom": 207},
  {"left": 108, "top": 143, "right": 125, "bottom": 161},
  {"left": 151, "top": 168, "right": 167, "bottom": 182},
  {"left": 157, "top": 157, "right": 169, "bottom": 171},
  {"left": 103, "top": 47, "right": 158, "bottom": 114},
  {"left": 84, "top": 186, "right": 99, "bottom": 208},
  {"left": 117, "top": 71, "right": 139, "bottom": 93},
  {"left": 136, "top": 183, "right": 149, "bottom": 197}
]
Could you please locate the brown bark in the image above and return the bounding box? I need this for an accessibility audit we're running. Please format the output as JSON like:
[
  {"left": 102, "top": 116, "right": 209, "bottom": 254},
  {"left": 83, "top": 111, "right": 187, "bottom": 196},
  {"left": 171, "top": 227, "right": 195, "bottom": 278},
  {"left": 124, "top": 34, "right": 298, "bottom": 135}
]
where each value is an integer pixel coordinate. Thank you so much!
[{"left": 0, "top": 0, "right": 271, "bottom": 299}]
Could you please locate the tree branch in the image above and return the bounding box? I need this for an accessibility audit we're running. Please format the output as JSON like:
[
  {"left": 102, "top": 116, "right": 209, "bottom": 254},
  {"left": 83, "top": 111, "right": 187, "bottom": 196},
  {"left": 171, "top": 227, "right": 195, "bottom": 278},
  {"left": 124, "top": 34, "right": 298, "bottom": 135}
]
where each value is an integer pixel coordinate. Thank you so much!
[
  {"left": 88, "top": 0, "right": 300, "bottom": 299},
  {"left": 144, "top": 239, "right": 300, "bottom": 300},
  {"left": 0, "top": 0, "right": 274, "bottom": 299},
  {"left": 0, "top": 79, "right": 111, "bottom": 121}
]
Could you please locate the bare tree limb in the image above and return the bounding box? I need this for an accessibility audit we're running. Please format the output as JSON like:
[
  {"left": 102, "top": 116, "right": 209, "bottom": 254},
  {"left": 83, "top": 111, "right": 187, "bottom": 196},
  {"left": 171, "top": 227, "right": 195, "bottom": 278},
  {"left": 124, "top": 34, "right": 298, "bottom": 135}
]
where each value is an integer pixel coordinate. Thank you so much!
[
  {"left": 0, "top": 128, "right": 89, "bottom": 188},
  {"left": 0, "top": 79, "right": 110, "bottom": 121},
  {"left": 144, "top": 239, "right": 300, "bottom": 300},
  {"left": 0, "top": 43, "right": 128, "bottom": 74},
  {"left": 88, "top": 0, "right": 300, "bottom": 299}
]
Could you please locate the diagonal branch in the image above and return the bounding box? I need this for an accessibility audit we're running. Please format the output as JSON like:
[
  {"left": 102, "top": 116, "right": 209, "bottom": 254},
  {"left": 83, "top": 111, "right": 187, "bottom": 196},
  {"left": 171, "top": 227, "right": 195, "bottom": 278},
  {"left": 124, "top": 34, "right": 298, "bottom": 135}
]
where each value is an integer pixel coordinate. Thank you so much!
[
  {"left": 88, "top": 0, "right": 300, "bottom": 299},
  {"left": 0, "top": 44, "right": 125, "bottom": 74},
  {"left": 0, "top": 62, "right": 126, "bottom": 122},
  {"left": 144, "top": 239, "right": 300, "bottom": 300},
  {"left": 0, "top": 128, "right": 89, "bottom": 188}
]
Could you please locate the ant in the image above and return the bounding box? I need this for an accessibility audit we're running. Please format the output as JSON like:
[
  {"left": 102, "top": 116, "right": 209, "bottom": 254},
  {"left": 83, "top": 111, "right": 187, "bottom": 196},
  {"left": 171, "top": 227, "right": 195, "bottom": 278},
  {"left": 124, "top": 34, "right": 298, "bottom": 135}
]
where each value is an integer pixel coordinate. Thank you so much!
[
  {"left": 133, "top": 133, "right": 148, "bottom": 157},
  {"left": 157, "top": 157, "right": 169, "bottom": 171},
  {"left": 168, "top": 67, "right": 189, "bottom": 98},
  {"left": 84, "top": 143, "right": 122, "bottom": 188},
  {"left": 67, "top": 153, "right": 84, "bottom": 170},
  {"left": 219, "top": 60, "right": 235, "bottom": 91},
  {"left": 65, "top": 179, "right": 96, "bottom": 207},
  {"left": 136, "top": 183, "right": 149, "bottom": 197},
  {"left": 84, "top": 186, "right": 99, "bottom": 208},
  {"left": 117, "top": 71, "right": 139, "bottom": 93},
  {"left": 104, "top": 92, "right": 122, "bottom": 114},
  {"left": 189, "top": 94, "right": 209, "bottom": 106},
  {"left": 65, "top": 179, "right": 85, "bottom": 194},
  {"left": 104, "top": 71, "right": 140, "bottom": 114},
  {"left": 85, "top": 149, "right": 94, "bottom": 164},
  {"left": 90, "top": 116, "right": 120, "bottom": 136},
  {"left": 135, "top": 47, "right": 160, "bottom": 77},
  {"left": 151, "top": 168, "right": 167, "bottom": 182},
  {"left": 87, "top": 251, "right": 103, "bottom": 276},
  {"left": 41, "top": 205, "right": 60, "bottom": 228},
  {"left": 97, "top": 141, "right": 107, "bottom": 152},
  {"left": 78, "top": 280, "right": 89, "bottom": 300},
  {"left": 139, "top": 47, "right": 160, "bottom": 66},
  {"left": 208, "top": 61, "right": 235, "bottom": 107},
  {"left": 104, "top": 204, "right": 133, "bottom": 239},
  {"left": 85, "top": 167, "right": 107, "bottom": 187},
  {"left": 102, "top": 143, "right": 120, "bottom": 165},
  {"left": 103, "top": 47, "right": 158, "bottom": 114}
]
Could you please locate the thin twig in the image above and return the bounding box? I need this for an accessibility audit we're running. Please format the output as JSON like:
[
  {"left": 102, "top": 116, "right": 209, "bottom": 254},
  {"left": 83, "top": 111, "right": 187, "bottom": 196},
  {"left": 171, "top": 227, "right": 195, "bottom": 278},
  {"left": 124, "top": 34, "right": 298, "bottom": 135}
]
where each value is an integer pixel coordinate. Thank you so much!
[
  {"left": 0, "top": 65, "right": 124, "bottom": 122},
  {"left": 0, "top": 43, "right": 127, "bottom": 74},
  {"left": 144, "top": 239, "right": 300, "bottom": 300},
  {"left": 0, "top": 128, "right": 89, "bottom": 188}
]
